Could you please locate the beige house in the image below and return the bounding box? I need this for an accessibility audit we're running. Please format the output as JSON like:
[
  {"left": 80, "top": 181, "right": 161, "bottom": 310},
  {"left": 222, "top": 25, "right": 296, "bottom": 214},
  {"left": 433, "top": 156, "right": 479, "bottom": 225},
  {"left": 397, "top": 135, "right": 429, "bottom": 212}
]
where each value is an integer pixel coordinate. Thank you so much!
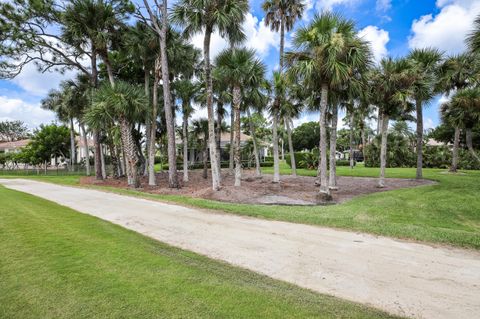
[{"left": 0, "top": 139, "right": 31, "bottom": 153}]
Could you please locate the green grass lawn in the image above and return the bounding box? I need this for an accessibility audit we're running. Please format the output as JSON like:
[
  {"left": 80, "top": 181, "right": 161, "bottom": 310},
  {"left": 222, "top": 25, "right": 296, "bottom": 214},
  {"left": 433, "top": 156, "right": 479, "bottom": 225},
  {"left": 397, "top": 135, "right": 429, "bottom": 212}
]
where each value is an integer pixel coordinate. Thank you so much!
[
  {"left": 0, "top": 186, "right": 398, "bottom": 319},
  {"left": 3, "top": 163, "right": 480, "bottom": 249}
]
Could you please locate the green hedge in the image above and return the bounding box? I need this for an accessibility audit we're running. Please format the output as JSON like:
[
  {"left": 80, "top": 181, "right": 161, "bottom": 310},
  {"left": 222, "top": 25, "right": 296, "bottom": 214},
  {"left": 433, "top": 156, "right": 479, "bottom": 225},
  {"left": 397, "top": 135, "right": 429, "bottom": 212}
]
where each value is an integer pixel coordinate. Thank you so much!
[{"left": 285, "top": 152, "right": 352, "bottom": 169}]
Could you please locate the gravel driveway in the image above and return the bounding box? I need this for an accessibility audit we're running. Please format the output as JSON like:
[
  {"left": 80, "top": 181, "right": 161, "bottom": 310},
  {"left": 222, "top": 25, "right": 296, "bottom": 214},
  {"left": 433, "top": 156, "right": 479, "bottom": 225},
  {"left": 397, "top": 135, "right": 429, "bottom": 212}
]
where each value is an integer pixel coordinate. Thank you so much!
[{"left": 2, "top": 179, "right": 479, "bottom": 319}]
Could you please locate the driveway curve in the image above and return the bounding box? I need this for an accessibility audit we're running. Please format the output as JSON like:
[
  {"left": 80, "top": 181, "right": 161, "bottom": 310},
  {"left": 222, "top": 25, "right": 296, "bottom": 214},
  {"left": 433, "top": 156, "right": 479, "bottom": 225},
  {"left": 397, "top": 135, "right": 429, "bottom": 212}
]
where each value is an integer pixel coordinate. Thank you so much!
[{"left": 1, "top": 179, "right": 479, "bottom": 319}]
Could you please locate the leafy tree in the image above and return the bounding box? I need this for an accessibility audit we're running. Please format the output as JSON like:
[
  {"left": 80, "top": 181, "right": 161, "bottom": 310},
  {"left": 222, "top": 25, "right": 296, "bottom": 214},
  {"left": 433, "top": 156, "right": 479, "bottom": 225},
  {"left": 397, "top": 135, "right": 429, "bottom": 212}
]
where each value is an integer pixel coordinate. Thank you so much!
[
  {"left": 0, "top": 120, "right": 29, "bottom": 142},
  {"left": 172, "top": 0, "right": 249, "bottom": 191},
  {"left": 467, "top": 14, "right": 480, "bottom": 55},
  {"left": 291, "top": 122, "right": 319, "bottom": 151},
  {"left": 21, "top": 124, "right": 72, "bottom": 167}
]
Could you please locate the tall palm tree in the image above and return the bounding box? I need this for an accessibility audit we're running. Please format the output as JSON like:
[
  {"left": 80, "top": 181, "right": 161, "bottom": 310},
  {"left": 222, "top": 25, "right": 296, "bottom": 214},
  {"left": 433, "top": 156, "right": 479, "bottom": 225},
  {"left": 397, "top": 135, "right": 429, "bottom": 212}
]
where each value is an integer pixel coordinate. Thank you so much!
[
  {"left": 63, "top": 0, "right": 133, "bottom": 180},
  {"left": 262, "top": 0, "right": 305, "bottom": 183},
  {"left": 142, "top": 0, "right": 180, "bottom": 188},
  {"left": 407, "top": 48, "right": 443, "bottom": 179},
  {"left": 172, "top": 0, "right": 249, "bottom": 191},
  {"left": 92, "top": 81, "right": 148, "bottom": 188},
  {"left": 214, "top": 48, "right": 266, "bottom": 186},
  {"left": 243, "top": 83, "right": 269, "bottom": 177},
  {"left": 174, "top": 79, "right": 200, "bottom": 182},
  {"left": 369, "top": 57, "right": 415, "bottom": 187},
  {"left": 192, "top": 118, "right": 210, "bottom": 179},
  {"left": 124, "top": 21, "right": 158, "bottom": 181},
  {"left": 286, "top": 12, "right": 371, "bottom": 199}
]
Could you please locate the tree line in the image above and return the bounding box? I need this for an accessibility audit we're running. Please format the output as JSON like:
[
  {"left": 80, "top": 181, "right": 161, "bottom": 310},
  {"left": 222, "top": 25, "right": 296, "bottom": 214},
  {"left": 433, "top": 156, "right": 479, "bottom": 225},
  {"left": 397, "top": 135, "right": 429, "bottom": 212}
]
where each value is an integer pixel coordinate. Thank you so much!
[{"left": 1, "top": 1, "right": 479, "bottom": 199}]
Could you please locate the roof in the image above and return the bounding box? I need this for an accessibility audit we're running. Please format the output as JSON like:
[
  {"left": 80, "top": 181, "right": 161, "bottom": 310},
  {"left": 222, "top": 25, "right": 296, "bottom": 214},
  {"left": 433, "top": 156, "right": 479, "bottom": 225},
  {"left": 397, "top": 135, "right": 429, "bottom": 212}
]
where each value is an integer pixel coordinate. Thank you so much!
[
  {"left": 176, "top": 131, "right": 252, "bottom": 145},
  {"left": 0, "top": 139, "right": 31, "bottom": 150},
  {"left": 426, "top": 138, "right": 447, "bottom": 147},
  {"left": 76, "top": 136, "right": 94, "bottom": 148}
]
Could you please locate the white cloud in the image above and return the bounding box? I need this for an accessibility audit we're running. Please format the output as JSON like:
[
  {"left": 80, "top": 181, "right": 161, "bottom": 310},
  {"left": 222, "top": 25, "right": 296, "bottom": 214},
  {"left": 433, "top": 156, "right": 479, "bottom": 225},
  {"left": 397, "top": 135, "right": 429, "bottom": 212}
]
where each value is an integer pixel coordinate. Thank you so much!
[
  {"left": 358, "top": 25, "right": 390, "bottom": 63},
  {"left": 0, "top": 95, "right": 55, "bottom": 128},
  {"left": 408, "top": 0, "right": 480, "bottom": 54},
  {"left": 424, "top": 117, "right": 435, "bottom": 130},
  {"left": 191, "top": 13, "right": 279, "bottom": 60},
  {"left": 376, "top": 0, "right": 391, "bottom": 12},
  {"left": 314, "top": 0, "right": 359, "bottom": 11}
]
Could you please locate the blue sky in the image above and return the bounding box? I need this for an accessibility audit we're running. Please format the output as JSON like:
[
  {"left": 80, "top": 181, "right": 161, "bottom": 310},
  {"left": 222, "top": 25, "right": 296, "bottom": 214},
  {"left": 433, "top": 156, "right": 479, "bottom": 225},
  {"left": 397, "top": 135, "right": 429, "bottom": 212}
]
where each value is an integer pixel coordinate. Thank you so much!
[{"left": 1, "top": 0, "right": 479, "bottom": 131}]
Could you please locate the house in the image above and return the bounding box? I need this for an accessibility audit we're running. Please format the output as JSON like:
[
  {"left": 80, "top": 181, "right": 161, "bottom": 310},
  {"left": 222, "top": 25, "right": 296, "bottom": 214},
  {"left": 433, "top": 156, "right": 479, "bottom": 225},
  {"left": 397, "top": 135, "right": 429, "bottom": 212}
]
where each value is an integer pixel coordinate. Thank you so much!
[
  {"left": 176, "top": 132, "right": 268, "bottom": 163},
  {"left": 0, "top": 139, "right": 31, "bottom": 153}
]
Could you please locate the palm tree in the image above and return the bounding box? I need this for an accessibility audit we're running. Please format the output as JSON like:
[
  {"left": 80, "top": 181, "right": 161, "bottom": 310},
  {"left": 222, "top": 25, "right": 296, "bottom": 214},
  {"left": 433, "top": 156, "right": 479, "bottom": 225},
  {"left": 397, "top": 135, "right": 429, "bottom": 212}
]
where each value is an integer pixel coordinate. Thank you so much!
[
  {"left": 63, "top": 0, "right": 133, "bottom": 180},
  {"left": 174, "top": 79, "right": 200, "bottom": 182},
  {"left": 214, "top": 48, "right": 266, "bottom": 186},
  {"left": 243, "top": 83, "right": 269, "bottom": 177},
  {"left": 286, "top": 12, "right": 371, "bottom": 199},
  {"left": 125, "top": 21, "right": 158, "bottom": 180},
  {"left": 407, "top": 48, "right": 443, "bottom": 179},
  {"left": 369, "top": 57, "right": 415, "bottom": 187},
  {"left": 262, "top": 0, "right": 305, "bottom": 183},
  {"left": 192, "top": 118, "right": 210, "bottom": 179},
  {"left": 443, "top": 88, "right": 480, "bottom": 166},
  {"left": 467, "top": 14, "right": 480, "bottom": 54},
  {"left": 92, "top": 81, "right": 148, "bottom": 188},
  {"left": 172, "top": 0, "right": 249, "bottom": 191}
]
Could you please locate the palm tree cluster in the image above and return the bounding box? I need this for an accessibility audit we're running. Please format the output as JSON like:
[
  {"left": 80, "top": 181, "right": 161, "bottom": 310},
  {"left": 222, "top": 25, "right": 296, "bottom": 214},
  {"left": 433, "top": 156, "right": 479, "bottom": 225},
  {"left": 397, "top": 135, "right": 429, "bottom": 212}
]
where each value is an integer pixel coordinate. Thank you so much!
[{"left": 2, "top": 0, "right": 480, "bottom": 194}]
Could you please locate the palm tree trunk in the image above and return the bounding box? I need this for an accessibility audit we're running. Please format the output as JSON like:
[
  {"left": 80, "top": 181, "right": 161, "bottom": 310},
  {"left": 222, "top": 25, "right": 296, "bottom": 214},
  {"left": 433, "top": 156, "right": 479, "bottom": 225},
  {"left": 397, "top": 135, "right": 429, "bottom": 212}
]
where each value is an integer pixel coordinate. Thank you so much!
[
  {"left": 281, "top": 138, "right": 285, "bottom": 160},
  {"left": 272, "top": 106, "right": 280, "bottom": 183},
  {"left": 69, "top": 117, "right": 76, "bottom": 172},
  {"left": 286, "top": 117, "right": 296, "bottom": 176},
  {"left": 182, "top": 105, "right": 189, "bottom": 182},
  {"left": 466, "top": 128, "right": 480, "bottom": 164},
  {"left": 361, "top": 123, "right": 366, "bottom": 164},
  {"left": 318, "top": 84, "right": 331, "bottom": 200},
  {"left": 247, "top": 108, "right": 261, "bottom": 178},
  {"left": 349, "top": 112, "right": 355, "bottom": 169},
  {"left": 329, "top": 104, "right": 338, "bottom": 189},
  {"left": 107, "top": 141, "right": 119, "bottom": 178},
  {"left": 158, "top": 25, "right": 179, "bottom": 189},
  {"left": 204, "top": 27, "right": 220, "bottom": 190},
  {"left": 233, "top": 85, "right": 242, "bottom": 187},
  {"left": 144, "top": 68, "right": 151, "bottom": 177},
  {"left": 229, "top": 106, "right": 235, "bottom": 172},
  {"left": 378, "top": 113, "right": 389, "bottom": 188},
  {"left": 120, "top": 117, "right": 140, "bottom": 188},
  {"left": 100, "top": 143, "right": 106, "bottom": 179},
  {"left": 90, "top": 46, "right": 102, "bottom": 180},
  {"left": 80, "top": 123, "right": 90, "bottom": 176},
  {"left": 450, "top": 127, "right": 460, "bottom": 172},
  {"left": 216, "top": 102, "right": 223, "bottom": 181},
  {"left": 202, "top": 141, "right": 208, "bottom": 179},
  {"left": 377, "top": 108, "right": 382, "bottom": 135},
  {"left": 149, "top": 60, "right": 160, "bottom": 186},
  {"left": 416, "top": 99, "right": 423, "bottom": 179}
]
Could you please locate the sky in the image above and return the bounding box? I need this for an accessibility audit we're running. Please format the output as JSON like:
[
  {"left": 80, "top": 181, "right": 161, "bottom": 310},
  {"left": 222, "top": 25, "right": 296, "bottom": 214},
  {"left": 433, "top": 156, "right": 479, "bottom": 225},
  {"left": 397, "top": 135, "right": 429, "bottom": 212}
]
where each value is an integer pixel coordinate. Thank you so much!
[{"left": 0, "top": 0, "right": 479, "bottom": 131}]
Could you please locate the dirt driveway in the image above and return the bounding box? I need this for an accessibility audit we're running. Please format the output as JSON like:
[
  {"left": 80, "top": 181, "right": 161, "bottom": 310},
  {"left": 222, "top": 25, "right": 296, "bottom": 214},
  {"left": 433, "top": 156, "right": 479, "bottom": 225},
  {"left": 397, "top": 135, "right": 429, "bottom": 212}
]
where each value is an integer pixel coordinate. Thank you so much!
[{"left": 2, "top": 179, "right": 479, "bottom": 319}]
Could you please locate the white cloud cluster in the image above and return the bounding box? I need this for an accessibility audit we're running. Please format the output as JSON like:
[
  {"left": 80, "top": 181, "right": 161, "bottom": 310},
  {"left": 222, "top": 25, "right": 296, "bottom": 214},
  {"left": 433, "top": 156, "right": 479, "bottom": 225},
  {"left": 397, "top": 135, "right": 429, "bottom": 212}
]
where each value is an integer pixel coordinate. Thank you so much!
[
  {"left": 191, "top": 13, "right": 279, "bottom": 60},
  {"left": 314, "top": 0, "right": 358, "bottom": 12},
  {"left": 358, "top": 25, "right": 390, "bottom": 63},
  {"left": 408, "top": 0, "right": 480, "bottom": 54},
  {"left": 0, "top": 96, "right": 55, "bottom": 128}
]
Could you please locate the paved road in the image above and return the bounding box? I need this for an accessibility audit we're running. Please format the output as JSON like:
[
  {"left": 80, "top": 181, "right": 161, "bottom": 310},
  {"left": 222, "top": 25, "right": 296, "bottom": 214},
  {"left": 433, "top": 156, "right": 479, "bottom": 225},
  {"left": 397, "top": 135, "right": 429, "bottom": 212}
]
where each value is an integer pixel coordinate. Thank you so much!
[{"left": 2, "top": 179, "right": 480, "bottom": 319}]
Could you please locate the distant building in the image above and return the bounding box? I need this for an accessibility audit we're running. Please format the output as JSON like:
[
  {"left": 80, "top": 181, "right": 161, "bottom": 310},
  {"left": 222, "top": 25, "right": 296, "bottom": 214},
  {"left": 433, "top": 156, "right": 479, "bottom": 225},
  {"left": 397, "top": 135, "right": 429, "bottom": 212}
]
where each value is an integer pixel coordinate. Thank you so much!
[{"left": 0, "top": 139, "right": 31, "bottom": 153}]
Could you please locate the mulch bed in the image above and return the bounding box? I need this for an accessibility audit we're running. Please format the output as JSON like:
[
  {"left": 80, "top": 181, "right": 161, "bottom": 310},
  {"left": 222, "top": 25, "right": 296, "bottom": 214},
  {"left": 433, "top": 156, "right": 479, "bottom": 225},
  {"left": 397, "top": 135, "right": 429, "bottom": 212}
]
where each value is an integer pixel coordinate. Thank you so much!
[{"left": 80, "top": 169, "right": 434, "bottom": 205}]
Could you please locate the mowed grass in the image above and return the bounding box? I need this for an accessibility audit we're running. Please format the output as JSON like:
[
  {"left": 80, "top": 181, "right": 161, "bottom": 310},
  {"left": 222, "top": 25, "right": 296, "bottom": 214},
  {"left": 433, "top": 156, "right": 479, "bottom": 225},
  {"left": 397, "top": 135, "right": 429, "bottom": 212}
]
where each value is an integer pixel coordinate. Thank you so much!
[
  {"left": 3, "top": 163, "right": 480, "bottom": 249},
  {"left": 0, "top": 186, "right": 398, "bottom": 319}
]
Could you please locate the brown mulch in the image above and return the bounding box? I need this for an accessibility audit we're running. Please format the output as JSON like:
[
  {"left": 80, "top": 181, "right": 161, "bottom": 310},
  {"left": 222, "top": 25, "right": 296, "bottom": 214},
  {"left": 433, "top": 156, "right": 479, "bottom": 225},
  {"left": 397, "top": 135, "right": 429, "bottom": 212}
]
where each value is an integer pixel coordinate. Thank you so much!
[{"left": 80, "top": 169, "right": 434, "bottom": 206}]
